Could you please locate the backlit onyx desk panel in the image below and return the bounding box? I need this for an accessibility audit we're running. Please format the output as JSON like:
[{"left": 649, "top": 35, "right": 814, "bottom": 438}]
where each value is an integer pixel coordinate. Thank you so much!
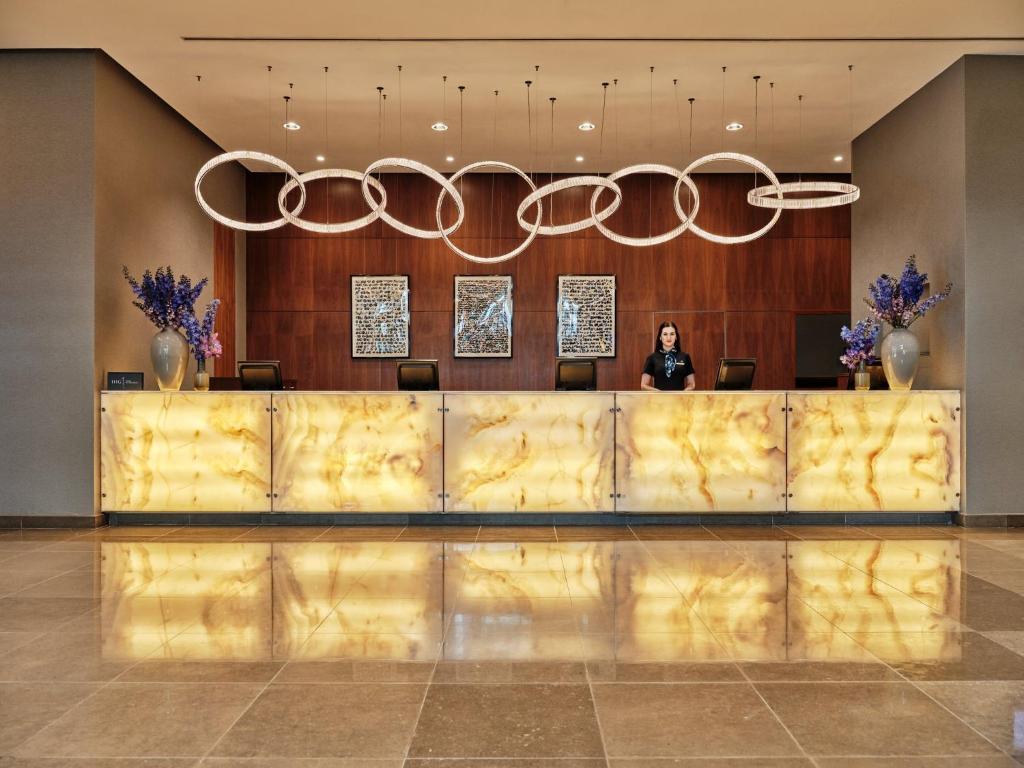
[{"left": 100, "top": 391, "right": 961, "bottom": 515}]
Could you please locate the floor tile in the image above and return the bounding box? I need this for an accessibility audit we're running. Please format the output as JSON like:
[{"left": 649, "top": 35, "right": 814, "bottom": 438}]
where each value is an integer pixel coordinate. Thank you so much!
[
  {"left": 0, "top": 598, "right": 99, "bottom": 632},
  {"left": 474, "top": 527, "right": 558, "bottom": 542},
  {"left": 586, "top": 660, "right": 744, "bottom": 682},
  {"left": 555, "top": 527, "right": 637, "bottom": 541},
  {"left": 0, "top": 759, "right": 199, "bottom": 767},
  {"left": 13, "top": 683, "right": 262, "bottom": 757},
  {"left": 610, "top": 760, "right": 814, "bottom": 767},
  {"left": 212, "top": 683, "right": 426, "bottom": 758},
  {"left": 432, "top": 660, "right": 587, "bottom": 683},
  {"left": 408, "top": 683, "right": 603, "bottom": 758},
  {"left": 815, "top": 758, "right": 1018, "bottom": 767},
  {"left": 407, "top": 761, "right": 607, "bottom": 768},
  {"left": 0, "top": 630, "right": 160, "bottom": 682},
  {"left": 0, "top": 682, "right": 100, "bottom": 753},
  {"left": 314, "top": 527, "right": 404, "bottom": 542},
  {"left": 738, "top": 660, "right": 903, "bottom": 682},
  {"left": 592, "top": 682, "right": 800, "bottom": 758},
  {"left": 629, "top": 526, "right": 718, "bottom": 540},
  {"left": 116, "top": 660, "right": 284, "bottom": 683},
  {"left": 755, "top": 681, "right": 1000, "bottom": 756},
  {"left": 0, "top": 571, "right": 59, "bottom": 598},
  {"left": 982, "top": 631, "right": 1024, "bottom": 657},
  {"left": 397, "top": 527, "right": 479, "bottom": 542},
  {"left": 710, "top": 527, "right": 798, "bottom": 541},
  {"left": 919, "top": 680, "right": 1024, "bottom": 757},
  {"left": 276, "top": 660, "right": 435, "bottom": 683},
  {"left": 13, "top": 570, "right": 102, "bottom": 599},
  {"left": 856, "top": 631, "right": 1024, "bottom": 681}
]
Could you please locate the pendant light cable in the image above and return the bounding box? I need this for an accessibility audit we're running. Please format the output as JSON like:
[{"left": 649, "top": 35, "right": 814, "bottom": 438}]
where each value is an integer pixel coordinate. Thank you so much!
[
  {"left": 599, "top": 81, "right": 609, "bottom": 168},
  {"left": 265, "top": 65, "right": 273, "bottom": 153},
  {"left": 548, "top": 96, "right": 556, "bottom": 226},
  {"left": 397, "top": 64, "right": 403, "bottom": 155},
  {"left": 720, "top": 66, "right": 727, "bottom": 150}
]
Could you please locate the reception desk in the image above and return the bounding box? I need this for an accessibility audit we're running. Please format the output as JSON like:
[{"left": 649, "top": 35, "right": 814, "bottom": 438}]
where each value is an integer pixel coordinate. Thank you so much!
[{"left": 100, "top": 390, "right": 961, "bottom": 517}]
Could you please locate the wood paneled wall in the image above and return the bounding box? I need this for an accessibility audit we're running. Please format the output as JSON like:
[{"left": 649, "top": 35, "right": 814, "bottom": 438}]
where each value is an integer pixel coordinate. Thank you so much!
[
  {"left": 212, "top": 222, "right": 236, "bottom": 376},
  {"left": 246, "top": 172, "right": 850, "bottom": 391}
]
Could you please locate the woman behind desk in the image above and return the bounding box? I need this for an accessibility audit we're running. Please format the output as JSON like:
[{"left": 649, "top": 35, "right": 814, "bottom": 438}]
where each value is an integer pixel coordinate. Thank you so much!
[{"left": 641, "top": 321, "right": 696, "bottom": 391}]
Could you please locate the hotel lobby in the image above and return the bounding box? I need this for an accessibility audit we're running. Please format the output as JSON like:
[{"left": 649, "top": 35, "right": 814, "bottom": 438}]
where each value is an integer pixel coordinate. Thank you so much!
[{"left": 2, "top": 0, "right": 1024, "bottom": 764}]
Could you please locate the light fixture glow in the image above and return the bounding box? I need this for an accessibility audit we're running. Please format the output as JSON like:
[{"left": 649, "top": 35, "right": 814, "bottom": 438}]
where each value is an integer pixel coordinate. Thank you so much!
[
  {"left": 578, "top": 121, "right": 596, "bottom": 132},
  {"left": 833, "top": 155, "right": 844, "bottom": 162},
  {"left": 316, "top": 155, "right": 326, "bottom": 162},
  {"left": 283, "top": 121, "right": 301, "bottom": 131},
  {"left": 445, "top": 155, "right": 455, "bottom": 163},
  {"left": 725, "top": 122, "right": 743, "bottom": 131},
  {"left": 575, "top": 155, "right": 584, "bottom": 163},
  {"left": 431, "top": 121, "right": 449, "bottom": 132}
]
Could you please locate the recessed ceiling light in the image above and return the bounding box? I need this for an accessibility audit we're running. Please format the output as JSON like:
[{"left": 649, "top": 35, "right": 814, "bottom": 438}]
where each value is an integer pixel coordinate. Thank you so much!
[
  {"left": 431, "top": 121, "right": 449, "bottom": 132},
  {"left": 575, "top": 155, "right": 585, "bottom": 163},
  {"left": 283, "top": 121, "right": 301, "bottom": 131},
  {"left": 833, "top": 155, "right": 844, "bottom": 162},
  {"left": 725, "top": 122, "right": 743, "bottom": 132},
  {"left": 315, "top": 155, "right": 326, "bottom": 162},
  {"left": 445, "top": 155, "right": 455, "bottom": 163},
  {"left": 578, "top": 121, "right": 596, "bottom": 132}
]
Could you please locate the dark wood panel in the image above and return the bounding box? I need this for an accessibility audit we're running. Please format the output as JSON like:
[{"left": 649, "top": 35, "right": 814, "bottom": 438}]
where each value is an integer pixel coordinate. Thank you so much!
[
  {"left": 725, "top": 311, "right": 794, "bottom": 390},
  {"left": 246, "top": 171, "right": 849, "bottom": 391},
  {"left": 212, "top": 222, "right": 236, "bottom": 376}
]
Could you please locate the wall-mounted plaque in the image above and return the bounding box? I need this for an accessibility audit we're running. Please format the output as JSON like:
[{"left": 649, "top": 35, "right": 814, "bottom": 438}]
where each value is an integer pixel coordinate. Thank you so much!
[
  {"left": 454, "top": 275, "right": 513, "bottom": 358},
  {"left": 106, "top": 371, "right": 144, "bottom": 390},
  {"left": 557, "top": 275, "right": 616, "bottom": 358},
  {"left": 351, "top": 275, "right": 410, "bottom": 358}
]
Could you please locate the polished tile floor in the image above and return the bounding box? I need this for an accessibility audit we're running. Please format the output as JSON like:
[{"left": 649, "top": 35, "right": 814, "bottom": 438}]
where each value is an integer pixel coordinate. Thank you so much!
[{"left": 4, "top": 524, "right": 1024, "bottom": 765}]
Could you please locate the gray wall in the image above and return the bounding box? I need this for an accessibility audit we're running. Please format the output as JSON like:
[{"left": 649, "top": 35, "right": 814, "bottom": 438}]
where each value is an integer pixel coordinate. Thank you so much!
[
  {"left": 0, "top": 50, "right": 246, "bottom": 518},
  {"left": 962, "top": 55, "right": 1024, "bottom": 516},
  {"left": 853, "top": 54, "right": 1024, "bottom": 518},
  {"left": 0, "top": 51, "right": 97, "bottom": 518}
]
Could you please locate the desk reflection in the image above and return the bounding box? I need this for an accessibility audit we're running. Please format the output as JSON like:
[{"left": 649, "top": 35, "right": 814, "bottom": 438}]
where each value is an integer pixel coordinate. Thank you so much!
[{"left": 99, "top": 538, "right": 962, "bottom": 663}]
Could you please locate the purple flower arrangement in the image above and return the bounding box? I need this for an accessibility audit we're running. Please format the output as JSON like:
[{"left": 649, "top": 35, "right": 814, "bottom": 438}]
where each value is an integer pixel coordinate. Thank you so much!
[
  {"left": 181, "top": 300, "right": 223, "bottom": 363},
  {"left": 839, "top": 318, "right": 880, "bottom": 370},
  {"left": 864, "top": 255, "right": 953, "bottom": 329},
  {"left": 122, "top": 266, "right": 208, "bottom": 331}
]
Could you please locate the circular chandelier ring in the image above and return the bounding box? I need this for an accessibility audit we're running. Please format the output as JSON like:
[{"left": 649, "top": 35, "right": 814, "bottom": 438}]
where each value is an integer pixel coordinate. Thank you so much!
[
  {"left": 677, "top": 152, "right": 782, "bottom": 245},
  {"left": 747, "top": 180, "right": 860, "bottom": 210},
  {"left": 437, "top": 161, "right": 543, "bottom": 264},
  {"left": 589, "top": 164, "right": 701, "bottom": 247},
  {"left": 196, "top": 150, "right": 306, "bottom": 232},
  {"left": 516, "top": 175, "right": 623, "bottom": 237},
  {"left": 362, "top": 157, "right": 465, "bottom": 239},
  {"left": 278, "top": 169, "right": 387, "bottom": 234}
]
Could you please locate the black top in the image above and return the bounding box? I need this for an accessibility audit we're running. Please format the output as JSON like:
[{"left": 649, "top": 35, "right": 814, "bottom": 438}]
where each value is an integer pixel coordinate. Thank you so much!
[{"left": 643, "top": 350, "right": 695, "bottom": 391}]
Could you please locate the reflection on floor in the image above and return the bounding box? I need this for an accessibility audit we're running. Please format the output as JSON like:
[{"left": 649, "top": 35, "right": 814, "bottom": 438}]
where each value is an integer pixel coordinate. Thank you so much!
[{"left": 3, "top": 524, "right": 1024, "bottom": 765}]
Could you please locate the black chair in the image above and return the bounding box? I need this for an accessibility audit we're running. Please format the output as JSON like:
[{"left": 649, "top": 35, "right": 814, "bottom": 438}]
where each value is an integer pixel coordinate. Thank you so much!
[
  {"left": 237, "top": 361, "right": 283, "bottom": 390},
  {"left": 714, "top": 358, "right": 756, "bottom": 391},
  {"left": 555, "top": 358, "right": 597, "bottom": 391},
  {"left": 397, "top": 360, "right": 440, "bottom": 391}
]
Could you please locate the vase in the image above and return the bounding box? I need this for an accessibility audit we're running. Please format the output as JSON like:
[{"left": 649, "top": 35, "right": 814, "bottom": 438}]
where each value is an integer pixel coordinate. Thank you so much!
[
  {"left": 854, "top": 361, "right": 871, "bottom": 391},
  {"left": 880, "top": 328, "right": 920, "bottom": 391},
  {"left": 150, "top": 328, "right": 188, "bottom": 391},
  {"left": 194, "top": 357, "right": 210, "bottom": 392}
]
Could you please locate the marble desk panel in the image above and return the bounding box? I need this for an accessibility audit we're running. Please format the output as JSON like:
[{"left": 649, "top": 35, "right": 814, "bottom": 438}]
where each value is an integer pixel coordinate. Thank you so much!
[
  {"left": 100, "top": 392, "right": 272, "bottom": 512},
  {"left": 443, "top": 393, "right": 615, "bottom": 513},
  {"left": 272, "top": 393, "right": 443, "bottom": 513},
  {"left": 787, "top": 391, "right": 961, "bottom": 512},
  {"left": 615, "top": 392, "right": 787, "bottom": 513}
]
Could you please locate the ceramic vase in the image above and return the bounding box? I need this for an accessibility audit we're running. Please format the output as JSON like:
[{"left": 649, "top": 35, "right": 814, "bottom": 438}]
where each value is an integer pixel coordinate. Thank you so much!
[
  {"left": 880, "top": 328, "right": 920, "bottom": 391},
  {"left": 150, "top": 328, "right": 188, "bottom": 391},
  {"left": 194, "top": 357, "right": 210, "bottom": 392}
]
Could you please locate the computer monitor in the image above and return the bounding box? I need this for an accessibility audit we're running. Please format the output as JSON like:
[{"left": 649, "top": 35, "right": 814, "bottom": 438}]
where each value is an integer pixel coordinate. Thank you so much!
[
  {"left": 714, "top": 358, "right": 756, "bottom": 391},
  {"left": 237, "top": 360, "right": 283, "bottom": 390},
  {"left": 555, "top": 358, "right": 597, "bottom": 391},
  {"left": 397, "top": 360, "right": 439, "bottom": 391}
]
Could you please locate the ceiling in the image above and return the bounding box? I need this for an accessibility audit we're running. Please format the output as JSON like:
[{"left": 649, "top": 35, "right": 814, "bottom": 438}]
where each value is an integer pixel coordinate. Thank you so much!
[{"left": 2, "top": 1, "right": 1022, "bottom": 173}]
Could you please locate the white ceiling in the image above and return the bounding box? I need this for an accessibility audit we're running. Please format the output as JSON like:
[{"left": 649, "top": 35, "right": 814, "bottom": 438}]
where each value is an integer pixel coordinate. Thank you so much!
[{"left": 2, "top": 0, "right": 1022, "bottom": 173}]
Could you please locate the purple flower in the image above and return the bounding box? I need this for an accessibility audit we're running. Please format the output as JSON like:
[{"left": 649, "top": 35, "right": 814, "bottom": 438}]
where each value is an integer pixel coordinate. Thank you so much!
[
  {"left": 182, "top": 299, "right": 221, "bottom": 363},
  {"left": 862, "top": 255, "right": 953, "bottom": 329},
  {"left": 123, "top": 266, "right": 209, "bottom": 331},
  {"left": 839, "top": 318, "right": 880, "bottom": 370}
]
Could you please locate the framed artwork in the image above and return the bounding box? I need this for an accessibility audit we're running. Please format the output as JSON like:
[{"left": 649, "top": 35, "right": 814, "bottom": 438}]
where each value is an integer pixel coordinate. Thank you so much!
[
  {"left": 350, "top": 275, "right": 410, "bottom": 358},
  {"left": 454, "top": 275, "right": 513, "bottom": 358},
  {"left": 557, "top": 275, "right": 616, "bottom": 358}
]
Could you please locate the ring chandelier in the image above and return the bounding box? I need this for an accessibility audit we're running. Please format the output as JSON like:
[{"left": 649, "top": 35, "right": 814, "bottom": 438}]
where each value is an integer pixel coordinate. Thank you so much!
[{"left": 195, "top": 150, "right": 858, "bottom": 260}]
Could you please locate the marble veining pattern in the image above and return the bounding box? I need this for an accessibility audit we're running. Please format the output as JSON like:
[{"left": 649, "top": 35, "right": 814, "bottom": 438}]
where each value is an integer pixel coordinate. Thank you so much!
[
  {"left": 443, "top": 393, "right": 615, "bottom": 512},
  {"left": 615, "top": 392, "right": 787, "bottom": 513},
  {"left": 787, "top": 391, "right": 961, "bottom": 512},
  {"left": 272, "top": 393, "right": 443, "bottom": 513},
  {"left": 100, "top": 392, "right": 272, "bottom": 512}
]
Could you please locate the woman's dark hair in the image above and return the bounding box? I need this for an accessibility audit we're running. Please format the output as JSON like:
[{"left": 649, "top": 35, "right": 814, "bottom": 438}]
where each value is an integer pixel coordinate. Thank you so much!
[{"left": 655, "top": 321, "right": 681, "bottom": 353}]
